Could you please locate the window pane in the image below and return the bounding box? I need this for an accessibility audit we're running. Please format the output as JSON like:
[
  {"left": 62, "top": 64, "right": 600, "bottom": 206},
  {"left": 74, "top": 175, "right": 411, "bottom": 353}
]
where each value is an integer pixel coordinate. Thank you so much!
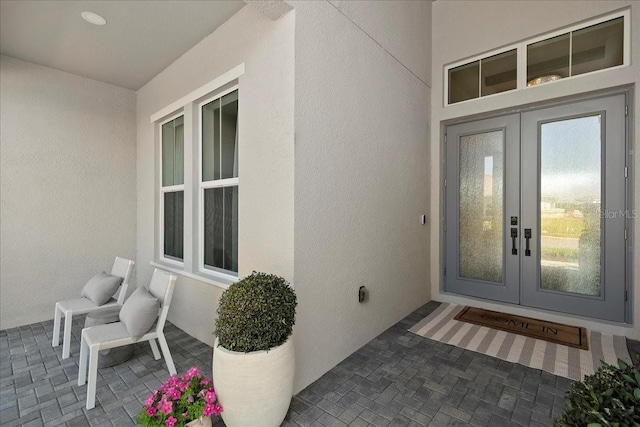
[
  {"left": 204, "top": 186, "right": 238, "bottom": 273},
  {"left": 164, "top": 191, "right": 184, "bottom": 260},
  {"left": 481, "top": 50, "right": 517, "bottom": 96},
  {"left": 527, "top": 33, "right": 570, "bottom": 86},
  {"left": 162, "top": 116, "right": 184, "bottom": 186},
  {"left": 202, "top": 98, "right": 220, "bottom": 182},
  {"left": 572, "top": 17, "right": 623, "bottom": 77},
  {"left": 459, "top": 130, "right": 503, "bottom": 283},
  {"left": 202, "top": 90, "right": 238, "bottom": 182},
  {"left": 540, "top": 116, "right": 601, "bottom": 296},
  {"left": 449, "top": 61, "right": 479, "bottom": 104},
  {"left": 221, "top": 91, "right": 238, "bottom": 179}
]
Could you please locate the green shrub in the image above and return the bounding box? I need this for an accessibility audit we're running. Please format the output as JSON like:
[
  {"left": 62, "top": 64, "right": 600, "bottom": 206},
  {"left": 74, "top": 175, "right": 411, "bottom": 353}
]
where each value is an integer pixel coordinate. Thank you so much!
[
  {"left": 214, "top": 272, "right": 297, "bottom": 353},
  {"left": 554, "top": 359, "right": 640, "bottom": 427}
]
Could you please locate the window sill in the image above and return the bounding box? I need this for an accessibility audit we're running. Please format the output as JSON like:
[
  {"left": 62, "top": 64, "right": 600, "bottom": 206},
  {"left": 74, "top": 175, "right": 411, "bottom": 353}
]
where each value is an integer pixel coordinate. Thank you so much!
[{"left": 151, "top": 261, "right": 237, "bottom": 290}]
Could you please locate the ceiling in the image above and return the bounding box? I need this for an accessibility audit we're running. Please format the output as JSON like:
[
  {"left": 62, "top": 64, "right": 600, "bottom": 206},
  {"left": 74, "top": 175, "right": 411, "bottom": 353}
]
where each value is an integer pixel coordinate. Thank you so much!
[{"left": 0, "top": 1, "right": 245, "bottom": 90}]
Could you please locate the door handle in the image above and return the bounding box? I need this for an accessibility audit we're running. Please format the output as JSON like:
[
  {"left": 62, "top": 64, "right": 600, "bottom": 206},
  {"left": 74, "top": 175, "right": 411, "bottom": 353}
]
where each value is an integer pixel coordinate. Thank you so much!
[
  {"left": 524, "top": 228, "right": 532, "bottom": 256},
  {"left": 511, "top": 228, "right": 518, "bottom": 255}
]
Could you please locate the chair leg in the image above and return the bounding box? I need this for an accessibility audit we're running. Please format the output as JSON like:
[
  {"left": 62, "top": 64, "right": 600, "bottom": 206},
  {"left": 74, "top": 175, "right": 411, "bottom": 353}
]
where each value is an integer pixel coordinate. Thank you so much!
[
  {"left": 149, "top": 339, "right": 161, "bottom": 360},
  {"left": 62, "top": 312, "right": 73, "bottom": 359},
  {"left": 78, "top": 331, "right": 88, "bottom": 386},
  {"left": 86, "top": 344, "right": 99, "bottom": 410},
  {"left": 157, "top": 333, "right": 176, "bottom": 376},
  {"left": 52, "top": 305, "right": 61, "bottom": 347}
]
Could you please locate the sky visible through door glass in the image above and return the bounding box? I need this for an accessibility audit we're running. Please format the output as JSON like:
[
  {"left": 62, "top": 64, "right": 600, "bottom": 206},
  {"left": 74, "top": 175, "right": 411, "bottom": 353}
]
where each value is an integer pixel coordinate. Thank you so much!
[{"left": 540, "top": 115, "right": 601, "bottom": 203}]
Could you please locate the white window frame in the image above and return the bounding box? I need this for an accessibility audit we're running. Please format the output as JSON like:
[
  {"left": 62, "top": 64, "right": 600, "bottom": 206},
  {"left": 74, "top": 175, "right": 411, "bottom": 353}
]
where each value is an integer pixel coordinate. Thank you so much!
[
  {"left": 151, "top": 64, "right": 245, "bottom": 289},
  {"left": 159, "top": 111, "right": 185, "bottom": 267},
  {"left": 198, "top": 86, "right": 240, "bottom": 279},
  {"left": 444, "top": 9, "right": 630, "bottom": 107}
]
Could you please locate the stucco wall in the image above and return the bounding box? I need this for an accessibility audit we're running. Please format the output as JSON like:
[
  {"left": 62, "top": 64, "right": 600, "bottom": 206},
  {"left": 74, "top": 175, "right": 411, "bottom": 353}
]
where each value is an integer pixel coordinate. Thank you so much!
[
  {"left": 135, "top": 6, "right": 295, "bottom": 346},
  {"left": 0, "top": 55, "right": 137, "bottom": 329},
  {"left": 431, "top": 1, "right": 640, "bottom": 338},
  {"left": 292, "top": 0, "right": 432, "bottom": 391}
]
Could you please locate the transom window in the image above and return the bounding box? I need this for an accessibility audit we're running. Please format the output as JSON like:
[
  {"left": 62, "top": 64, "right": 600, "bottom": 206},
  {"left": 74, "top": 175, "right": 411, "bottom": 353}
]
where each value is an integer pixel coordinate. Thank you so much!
[{"left": 445, "top": 10, "right": 629, "bottom": 106}]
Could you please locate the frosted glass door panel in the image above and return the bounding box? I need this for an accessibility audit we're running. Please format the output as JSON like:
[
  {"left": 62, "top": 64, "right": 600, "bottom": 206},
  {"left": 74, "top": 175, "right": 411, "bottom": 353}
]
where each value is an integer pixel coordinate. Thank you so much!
[
  {"left": 459, "top": 131, "right": 504, "bottom": 283},
  {"left": 540, "top": 116, "right": 601, "bottom": 296}
]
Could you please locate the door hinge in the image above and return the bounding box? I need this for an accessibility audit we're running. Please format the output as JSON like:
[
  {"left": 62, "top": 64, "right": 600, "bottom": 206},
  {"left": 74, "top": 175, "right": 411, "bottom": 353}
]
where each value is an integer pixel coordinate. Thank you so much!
[
  {"left": 444, "top": 134, "right": 447, "bottom": 144},
  {"left": 444, "top": 267, "right": 447, "bottom": 276},
  {"left": 625, "top": 290, "right": 628, "bottom": 302},
  {"left": 624, "top": 229, "right": 628, "bottom": 240},
  {"left": 444, "top": 223, "right": 447, "bottom": 232},
  {"left": 625, "top": 105, "right": 628, "bottom": 116},
  {"left": 444, "top": 178, "right": 447, "bottom": 188},
  {"left": 624, "top": 166, "right": 628, "bottom": 178}
]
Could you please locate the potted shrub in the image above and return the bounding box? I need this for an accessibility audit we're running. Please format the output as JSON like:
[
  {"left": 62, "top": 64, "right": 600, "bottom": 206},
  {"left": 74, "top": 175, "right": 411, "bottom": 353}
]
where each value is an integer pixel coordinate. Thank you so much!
[
  {"left": 137, "top": 366, "right": 222, "bottom": 427},
  {"left": 213, "top": 272, "right": 297, "bottom": 427},
  {"left": 554, "top": 359, "right": 640, "bottom": 427}
]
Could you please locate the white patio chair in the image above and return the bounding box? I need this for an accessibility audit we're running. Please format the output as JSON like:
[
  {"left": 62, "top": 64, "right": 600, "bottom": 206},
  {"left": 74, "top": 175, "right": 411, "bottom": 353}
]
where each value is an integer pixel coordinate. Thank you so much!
[
  {"left": 78, "top": 268, "right": 177, "bottom": 410},
  {"left": 52, "top": 257, "right": 135, "bottom": 359}
]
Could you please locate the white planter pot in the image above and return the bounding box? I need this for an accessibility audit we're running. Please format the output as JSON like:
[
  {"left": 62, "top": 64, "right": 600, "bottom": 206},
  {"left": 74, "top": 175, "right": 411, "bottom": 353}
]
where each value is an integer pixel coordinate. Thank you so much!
[
  {"left": 186, "top": 417, "right": 211, "bottom": 427},
  {"left": 213, "top": 337, "right": 295, "bottom": 427}
]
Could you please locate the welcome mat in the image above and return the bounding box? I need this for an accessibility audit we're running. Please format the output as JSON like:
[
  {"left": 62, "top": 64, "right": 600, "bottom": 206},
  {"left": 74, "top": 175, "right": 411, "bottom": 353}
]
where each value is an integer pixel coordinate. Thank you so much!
[
  {"left": 409, "top": 303, "right": 632, "bottom": 381},
  {"left": 453, "top": 306, "right": 589, "bottom": 350}
]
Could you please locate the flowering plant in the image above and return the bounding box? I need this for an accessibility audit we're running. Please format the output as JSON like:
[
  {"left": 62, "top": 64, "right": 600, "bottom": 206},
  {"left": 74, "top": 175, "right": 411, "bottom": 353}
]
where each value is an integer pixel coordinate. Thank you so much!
[{"left": 137, "top": 367, "right": 222, "bottom": 427}]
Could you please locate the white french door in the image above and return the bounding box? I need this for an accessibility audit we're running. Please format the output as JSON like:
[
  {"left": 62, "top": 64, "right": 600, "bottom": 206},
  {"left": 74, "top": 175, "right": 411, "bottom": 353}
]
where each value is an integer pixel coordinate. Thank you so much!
[{"left": 444, "top": 93, "right": 629, "bottom": 322}]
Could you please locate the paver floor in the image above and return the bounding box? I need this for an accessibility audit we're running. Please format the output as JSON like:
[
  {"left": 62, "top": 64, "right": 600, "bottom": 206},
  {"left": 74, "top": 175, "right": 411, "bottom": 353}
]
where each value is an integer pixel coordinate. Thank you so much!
[{"left": 2, "top": 301, "right": 637, "bottom": 426}]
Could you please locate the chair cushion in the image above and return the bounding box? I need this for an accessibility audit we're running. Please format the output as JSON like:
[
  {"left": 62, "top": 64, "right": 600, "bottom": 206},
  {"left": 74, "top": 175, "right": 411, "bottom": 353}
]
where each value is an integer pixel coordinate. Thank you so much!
[
  {"left": 119, "top": 287, "right": 159, "bottom": 341},
  {"left": 81, "top": 272, "right": 123, "bottom": 306}
]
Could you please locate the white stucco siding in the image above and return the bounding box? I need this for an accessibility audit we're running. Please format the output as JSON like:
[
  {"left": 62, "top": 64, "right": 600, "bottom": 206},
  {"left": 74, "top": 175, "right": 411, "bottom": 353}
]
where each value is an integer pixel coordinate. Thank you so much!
[
  {"left": 292, "top": 0, "right": 432, "bottom": 392},
  {"left": 0, "top": 55, "right": 137, "bottom": 329}
]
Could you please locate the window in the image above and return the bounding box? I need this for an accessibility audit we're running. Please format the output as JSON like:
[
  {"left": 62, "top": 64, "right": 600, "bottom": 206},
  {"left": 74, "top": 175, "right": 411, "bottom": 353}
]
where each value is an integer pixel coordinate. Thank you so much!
[
  {"left": 200, "top": 90, "right": 239, "bottom": 275},
  {"left": 161, "top": 115, "right": 184, "bottom": 262},
  {"left": 151, "top": 64, "right": 244, "bottom": 287},
  {"left": 445, "top": 10, "right": 629, "bottom": 106}
]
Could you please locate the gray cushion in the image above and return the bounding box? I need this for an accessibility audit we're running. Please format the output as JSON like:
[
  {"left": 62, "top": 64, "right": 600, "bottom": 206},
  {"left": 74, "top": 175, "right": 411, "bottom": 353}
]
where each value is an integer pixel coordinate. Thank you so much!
[
  {"left": 119, "top": 287, "right": 160, "bottom": 341},
  {"left": 81, "top": 272, "right": 123, "bottom": 306}
]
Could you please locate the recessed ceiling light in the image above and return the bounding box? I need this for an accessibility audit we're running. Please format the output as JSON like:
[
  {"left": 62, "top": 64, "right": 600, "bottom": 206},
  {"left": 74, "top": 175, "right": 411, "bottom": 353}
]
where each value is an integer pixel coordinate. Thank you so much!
[{"left": 81, "top": 11, "right": 107, "bottom": 26}]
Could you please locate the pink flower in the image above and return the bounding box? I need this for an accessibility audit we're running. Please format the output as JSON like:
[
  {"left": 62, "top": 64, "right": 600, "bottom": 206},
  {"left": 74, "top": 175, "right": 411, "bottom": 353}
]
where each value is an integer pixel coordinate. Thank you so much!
[
  {"left": 144, "top": 395, "right": 156, "bottom": 408},
  {"left": 187, "top": 395, "right": 194, "bottom": 403},
  {"left": 158, "top": 399, "right": 173, "bottom": 415},
  {"left": 213, "top": 403, "right": 223, "bottom": 416},
  {"left": 165, "top": 416, "right": 177, "bottom": 427},
  {"left": 200, "top": 378, "right": 211, "bottom": 386},
  {"left": 202, "top": 403, "right": 214, "bottom": 417},
  {"left": 146, "top": 407, "right": 157, "bottom": 417},
  {"left": 204, "top": 390, "right": 216, "bottom": 403}
]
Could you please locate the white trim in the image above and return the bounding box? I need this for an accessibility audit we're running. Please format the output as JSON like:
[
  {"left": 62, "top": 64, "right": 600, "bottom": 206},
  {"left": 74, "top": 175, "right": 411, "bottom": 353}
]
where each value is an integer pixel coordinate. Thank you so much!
[
  {"left": 161, "top": 184, "right": 185, "bottom": 192},
  {"left": 150, "top": 63, "right": 245, "bottom": 123},
  {"left": 158, "top": 110, "right": 184, "bottom": 128},
  {"left": 201, "top": 177, "right": 239, "bottom": 189},
  {"left": 444, "top": 8, "right": 630, "bottom": 106},
  {"left": 151, "top": 261, "right": 236, "bottom": 290}
]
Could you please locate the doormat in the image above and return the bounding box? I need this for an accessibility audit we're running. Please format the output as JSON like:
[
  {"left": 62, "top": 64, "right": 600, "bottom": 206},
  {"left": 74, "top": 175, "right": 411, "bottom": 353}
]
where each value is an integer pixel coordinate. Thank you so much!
[
  {"left": 409, "top": 303, "right": 632, "bottom": 381},
  {"left": 453, "top": 306, "right": 589, "bottom": 350}
]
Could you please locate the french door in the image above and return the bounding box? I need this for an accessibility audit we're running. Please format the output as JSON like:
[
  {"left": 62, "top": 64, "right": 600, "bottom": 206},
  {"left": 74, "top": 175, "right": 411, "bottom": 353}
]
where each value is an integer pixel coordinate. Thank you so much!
[{"left": 444, "top": 93, "right": 628, "bottom": 322}]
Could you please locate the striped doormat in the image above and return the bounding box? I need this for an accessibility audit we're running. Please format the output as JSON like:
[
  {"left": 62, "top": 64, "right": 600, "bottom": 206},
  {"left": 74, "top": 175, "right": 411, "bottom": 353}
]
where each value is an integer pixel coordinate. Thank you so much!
[{"left": 409, "top": 303, "right": 632, "bottom": 381}]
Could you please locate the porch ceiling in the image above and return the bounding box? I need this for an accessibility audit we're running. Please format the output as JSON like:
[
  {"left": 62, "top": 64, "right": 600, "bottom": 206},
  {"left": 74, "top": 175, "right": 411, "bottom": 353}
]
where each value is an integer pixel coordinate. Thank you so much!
[{"left": 0, "top": 1, "right": 245, "bottom": 90}]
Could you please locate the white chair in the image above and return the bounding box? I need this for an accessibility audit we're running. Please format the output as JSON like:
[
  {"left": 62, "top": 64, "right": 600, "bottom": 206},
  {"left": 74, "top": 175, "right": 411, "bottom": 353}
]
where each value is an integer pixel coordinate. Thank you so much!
[
  {"left": 78, "top": 269, "right": 177, "bottom": 410},
  {"left": 52, "top": 257, "right": 135, "bottom": 359}
]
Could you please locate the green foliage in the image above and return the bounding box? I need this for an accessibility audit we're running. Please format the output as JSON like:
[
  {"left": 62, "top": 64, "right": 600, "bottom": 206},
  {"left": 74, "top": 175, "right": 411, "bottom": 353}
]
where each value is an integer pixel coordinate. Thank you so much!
[
  {"left": 214, "top": 272, "right": 297, "bottom": 353},
  {"left": 554, "top": 359, "right": 640, "bottom": 427}
]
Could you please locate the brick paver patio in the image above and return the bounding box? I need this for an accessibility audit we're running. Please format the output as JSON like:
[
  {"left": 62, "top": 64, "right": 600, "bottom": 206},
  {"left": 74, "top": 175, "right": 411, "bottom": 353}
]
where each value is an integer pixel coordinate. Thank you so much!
[{"left": 2, "top": 301, "right": 637, "bottom": 426}]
